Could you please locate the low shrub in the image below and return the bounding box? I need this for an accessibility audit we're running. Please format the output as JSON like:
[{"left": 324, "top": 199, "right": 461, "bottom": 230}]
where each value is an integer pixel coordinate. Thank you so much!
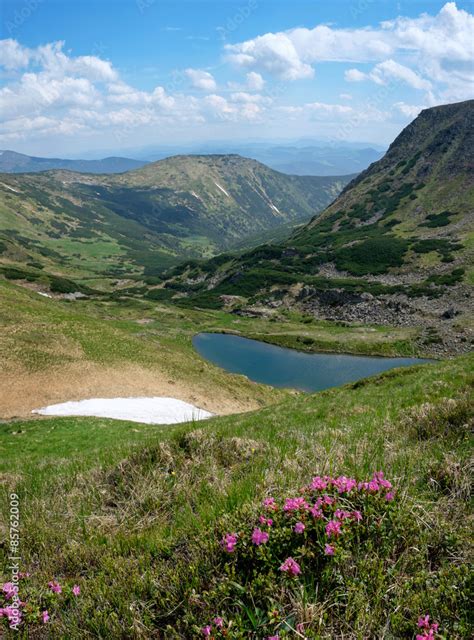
[{"left": 401, "top": 395, "right": 473, "bottom": 440}]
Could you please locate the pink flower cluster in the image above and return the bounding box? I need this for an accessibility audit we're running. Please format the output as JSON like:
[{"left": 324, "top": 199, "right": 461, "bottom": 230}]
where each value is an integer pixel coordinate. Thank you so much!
[
  {"left": 416, "top": 615, "right": 440, "bottom": 639},
  {"left": 283, "top": 497, "right": 309, "bottom": 512},
  {"left": 202, "top": 616, "right": 224, "bottom": 636},
  {"left": 48, "top": 581, "right": 62, "bottom": 594},
  {"left": 263, "top": 497, "right": 278, "bottom": 511},
  {"left": 220, "top": 533, "right": 238, "bottom": 553},
  {"left": 2, "top": 583, "right": 17, "bottom": 600},
  {"left": 309, "top": 471, "right": 393, "bottom": 498},
  {"left": 0, "top": 577, "right": 80, "bottom": 629},
  {"left": 251, "top": 528, "right": 269, "bottom": 545},
  {"left": 0, "top": 582, "right": 22, "bottom": 627},
  {"left": 219, "top": 471, "right": 395, "bottom": 578},
  {"left": 0, "top": 605, "right": 22, "bottom": 626},
  {"left": 279, "top": 557, "right": 301, "bottom": 576}
]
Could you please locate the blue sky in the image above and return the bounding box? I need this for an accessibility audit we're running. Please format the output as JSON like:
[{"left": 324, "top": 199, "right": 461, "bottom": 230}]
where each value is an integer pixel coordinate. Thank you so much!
[{"left": 0, "top": 0, "right": 473, "bottom": 156}]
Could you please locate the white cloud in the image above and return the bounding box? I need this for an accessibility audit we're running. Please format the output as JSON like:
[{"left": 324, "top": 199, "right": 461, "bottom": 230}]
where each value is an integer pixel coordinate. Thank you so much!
[
  {"left": 245, "top": 71, "right": 265, "bottom": 90},
  {"left": 229, "top": 92, "right": 270, "bottom": 104},
  {"left": 226, "top": 2, "right": 474, "bottom": 106},
  {"left": 185, "top": 68, "right": 217, "bottom": 91},
  {"left": 306, "top": 102, "right": 353, "bottom": 115},
  {"left": 345, "top": 68, "right": 367, "bottom": 82},
  {"left": 0, "top": 39, "right": 30, "bottom": 69},
  {"left": 226, "top": 32, "right": 314, "bottom": 80},
  {"left": 0, "top": 4, "right": 472, "bottom": 150},
  {"left": 393, "top": 102, "right": 426, "bottom": 118},
  {"left": 369, "top": 60, "right": 432, "bottom": 90},
  {"left": 346, "top": 60, "right": 432, "bottom": 90}
]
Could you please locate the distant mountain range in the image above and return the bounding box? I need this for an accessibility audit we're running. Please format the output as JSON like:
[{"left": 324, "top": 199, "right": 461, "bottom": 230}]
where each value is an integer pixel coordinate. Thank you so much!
[
  {"left": 142, "top": 142, "right": 384, "bottom": 177},
  {"left": 164, "top": 100, "right": 473, "bottom": 351},
  {"left": 0, "top": 155, "right": 352, "bottom": 279},
  {"left": 0, "top": 143, "right": 383, "bottom": 177},
  {"left": 0, "top": 150, "right": 148, "bottom": 174}
]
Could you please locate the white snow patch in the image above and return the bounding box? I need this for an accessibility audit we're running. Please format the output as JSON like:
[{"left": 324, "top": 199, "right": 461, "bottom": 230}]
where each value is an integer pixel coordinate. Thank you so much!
[
  {"left": 37, "top": 292, "right": 52, "bottom": 298},
  {"left": 214, "top": 182, "right": 230, "bottom": 197},
  {"left": 0, "top": 182, "right": 20, "bottom": 193},
  {"left": 32, "top": 397, "right": 214, "bottom": 425}
]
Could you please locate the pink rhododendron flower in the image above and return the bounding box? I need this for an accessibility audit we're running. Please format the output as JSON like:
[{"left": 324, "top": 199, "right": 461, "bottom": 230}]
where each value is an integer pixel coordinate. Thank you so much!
[
  {"left": 374, "top": 471, "right": 392, "bottom": 489},
  {"left": 279, "top": 557, "right": 301, "bottom": 576},
  {"left": 385, "top": 491, "right": 395, "bottom": 501},
  {"left": 259, "top": 515, "right": 273, "bottom": 526},
  {"left": 310, "top": 476, "right": 328, "bottom": 490},
  {"left": 48, "top": 581, "right": 62, "bottom": 594},
  {"left": 213, "top": 616, "right": 223, "bottom": 628},
  {"left": 322, "top": 494, "right": 335, "bottom": 506},
  {"left": 2, "top": 582, "right": 16, "bottom": 599},
  {"left": 416, "top": 614, "right": 440, "bottom": 639},
  {"left": 324, "top": 544, "right": 335, "bottom": 556},
  {"left": 72, "top": 585, "right": 80, "bottom": 596},
  {"left": 263, "top": 497, "right": 278, "bottom": 511},
  {"left": 352, "top": 510, "right": 363, "bottom": 522},
  {"left": 202, "top": 625, "right": 212, "bottom": 636},
  {"left": 283, "top": 497, "right": 309, "bottom": 512},
  {"left": 294, "top": 522, "right": 305, "bottom": 534},
  {"left": 332, "top": 475, "right": 357, "bottom": 493},
  {"left": 220, "top": 533, "right": 238, "bottom": 553},
  {"left": 418, "top": 615, "right": 431, "bottom": 628},
  {"left": 310, "top": 505, "right": 323, "bottom": 519},
  {"left": 251, "top": 527, "right": 269, "bottom": 545},
  {"left": 334, "top": 509, "right": 351, "bottom": 520},
  {"left": 0, "top": 605, "right": 22, "bottom": 624},
  {"left": 325, "top": 520, "right": 342, "bottom": 538},
  {"left": 267, "top": 636, "right": 280, "bottom": 640},
  {"left": 42, "top": 610, "right": 49, "bottom": 624}
]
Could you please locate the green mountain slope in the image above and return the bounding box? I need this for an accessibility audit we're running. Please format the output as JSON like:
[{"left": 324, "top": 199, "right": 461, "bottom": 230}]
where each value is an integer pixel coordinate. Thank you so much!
[
  {"left": 163, "top": 101, "right": 473, "bottom": 354},
  {"left": 0, "top": 155, "right": 351, "bottom": 280}
]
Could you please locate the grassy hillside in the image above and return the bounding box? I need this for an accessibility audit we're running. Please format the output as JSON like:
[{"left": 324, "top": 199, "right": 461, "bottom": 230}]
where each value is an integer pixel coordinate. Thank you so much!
[
  {"left": 1, "top": 351, "right": 472, "bottom": 637},
  {"left": 162, "top": 102, "right": 473, "bottom": 355},
  {"left": 0, "top": 156, "right": 351, "bottom": 281}
]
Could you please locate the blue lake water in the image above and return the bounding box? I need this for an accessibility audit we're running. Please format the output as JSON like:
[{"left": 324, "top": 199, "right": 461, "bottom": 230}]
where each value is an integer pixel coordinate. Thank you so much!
[{"left": 192, "top": 333, "right": 432, "bottom": 393}]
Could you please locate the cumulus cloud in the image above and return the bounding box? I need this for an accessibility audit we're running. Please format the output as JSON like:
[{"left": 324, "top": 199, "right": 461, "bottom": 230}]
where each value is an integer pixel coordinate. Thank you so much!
[
  {"left": 185, "top": 68, "right": 217, "bottom": 91},
  {"left": 226, "top": 2, "right": 473, "bottom": 103},
  {"left": 0, "top": 39, "right": 270, "bottom": 144},
  {"left": 393, "top": 102, "right": 426, "bottom": 119},
  {"left": 0, "top": 3, "right": 472, "bottom": 148},
  {"left": 346, "top": 60, "right": 432, "bottom": 91},
  {"left": 246, "top": 71, "right": 265, "bottom": 90},
  {"left": 0, "top": 39, "right": 30, "bottom": 69},
  {"left": 345, "top": 68, "right": 366, "bottom": 82}
]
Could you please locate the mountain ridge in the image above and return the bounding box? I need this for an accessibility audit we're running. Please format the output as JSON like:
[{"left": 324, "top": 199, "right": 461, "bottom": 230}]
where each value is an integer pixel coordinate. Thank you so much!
[
  {"left": 0, "top": 154, "right": 352, "bottom": 280},
  {"left": 162, "top": 100, "right": 474, "bottom": 355},
  {"left": 0, "top": 150, "right": 148, "bottom": 174}
]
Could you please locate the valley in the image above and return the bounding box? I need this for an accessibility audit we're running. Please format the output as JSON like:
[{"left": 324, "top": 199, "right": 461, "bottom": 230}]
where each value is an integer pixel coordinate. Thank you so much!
[
  {"left": 0, "top": 94, "right": 472, "bottom": 639},
  {"left": 0, "top": 155, "right": 351, "bottom": 281}
]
